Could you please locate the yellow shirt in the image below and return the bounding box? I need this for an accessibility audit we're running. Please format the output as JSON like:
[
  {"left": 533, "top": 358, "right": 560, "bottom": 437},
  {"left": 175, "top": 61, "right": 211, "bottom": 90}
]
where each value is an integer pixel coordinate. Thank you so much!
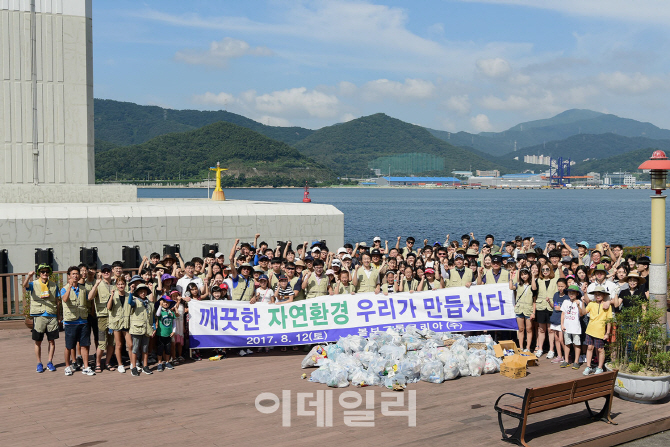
[{"left": 585, "top": 301, "right": 612, "bottom": 339}]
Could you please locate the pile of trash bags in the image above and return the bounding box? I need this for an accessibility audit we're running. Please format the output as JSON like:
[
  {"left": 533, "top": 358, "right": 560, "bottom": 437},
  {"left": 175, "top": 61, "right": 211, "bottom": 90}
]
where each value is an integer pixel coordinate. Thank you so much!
[{"left": 301, "top": 327, "right": 502, "bottom": 389}]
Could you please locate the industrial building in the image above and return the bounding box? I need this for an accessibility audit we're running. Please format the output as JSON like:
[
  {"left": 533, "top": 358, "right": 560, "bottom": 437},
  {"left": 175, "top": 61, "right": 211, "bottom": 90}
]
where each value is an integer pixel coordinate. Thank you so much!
[
  {"left": 375, "top": 176, "right": 461, "bottom": 186},
  {"left": 468, "top": 173, "right": 549, "bottom": 187}
]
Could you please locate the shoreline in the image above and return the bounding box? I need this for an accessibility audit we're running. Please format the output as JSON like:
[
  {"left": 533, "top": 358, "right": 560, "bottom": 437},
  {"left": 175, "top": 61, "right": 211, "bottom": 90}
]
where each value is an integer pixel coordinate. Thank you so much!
[{"left": 133, "top": 185, "right": 649, "bottom": 190}]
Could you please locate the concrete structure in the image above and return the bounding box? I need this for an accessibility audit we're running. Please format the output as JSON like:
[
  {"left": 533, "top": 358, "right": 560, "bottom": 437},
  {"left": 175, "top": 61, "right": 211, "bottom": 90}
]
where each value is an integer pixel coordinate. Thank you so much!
[
  {"left": 469, "top": 173, "right": 548, "bottom": 187},
  {"left": 603, "top": 172, "right": 636, "bottom": 186},
  {"left": 1, "top": 0, "right": 94, "bottom": 184},
  {"left": 375, "top": 176, "right": 461, "bottom": 186},
  {"left": 475, "top": 169, "right": 499, "bottom": 177},
  {"left": 0, "top": 183, "right": 137, "bottom": 202},
  {"left": 0, "top": 199, "right": 344, "bottom": 271}
]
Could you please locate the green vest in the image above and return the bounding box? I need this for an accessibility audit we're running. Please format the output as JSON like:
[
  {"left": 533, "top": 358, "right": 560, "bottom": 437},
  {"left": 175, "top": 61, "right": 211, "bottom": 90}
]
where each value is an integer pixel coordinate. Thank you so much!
[
  {"left": 62, "top": 286, "right": 89, "bottom": 322},
  {"left": 337, "top": 282, "right": 355, "bottom": 295},
  {"left": 400, "top": 278, "right": 417, "bottom": 292},
  {"left": 129, "top": 297, "right": 154, "bottom": 336},
  {"left": 109, "top": 291, "right": 132, "bottom": 330},
  {"left": 536, "top": 277, "right": 559, "bottom": 311},
  {"left": 29, "top": 280, "right": 58, "bottom": 316},
  {"left": 355, "top": 267, "right": 379, "bottom": 293},
  {"left": 83, "top": 280, "right": 96, "bottom": 312},
  {"left": 514, "top": 282, "right": 534, "bottom": 316},
  {"left": 269, "top": 270, "right": 282, "bottom": 290},
  {"left": 485, "top": 269, "right": 509, "bottom": 284},
  {"left": 423, "top": 279, "right": 442, "bottom": 291},
  {"left": 94, "top": 281, "right": 114, "bottom": 317},
  {"left": 289, "top": 276, "right": 305, "bottom": 301},
  {"left": 305, "top": 275, "right": 329, "bottom": 299},
  {"left": 447, "top": 268, "right": 473, "bottom": 288},
  {"left": 231, "top": 275, "right": 255, "bottom": 301}
]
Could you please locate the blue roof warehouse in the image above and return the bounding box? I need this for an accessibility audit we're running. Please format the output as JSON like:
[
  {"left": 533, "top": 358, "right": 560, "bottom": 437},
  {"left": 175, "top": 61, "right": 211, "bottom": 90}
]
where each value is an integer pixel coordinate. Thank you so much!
[{"left": 375, "top": 176, "right": 461, "bottom": 186}]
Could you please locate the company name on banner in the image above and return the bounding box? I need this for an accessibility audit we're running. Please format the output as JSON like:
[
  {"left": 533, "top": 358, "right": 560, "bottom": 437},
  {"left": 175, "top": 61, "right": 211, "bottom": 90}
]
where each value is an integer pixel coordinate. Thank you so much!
[{"left": 188, "top": 283, "right": 516, "bottom": 348}]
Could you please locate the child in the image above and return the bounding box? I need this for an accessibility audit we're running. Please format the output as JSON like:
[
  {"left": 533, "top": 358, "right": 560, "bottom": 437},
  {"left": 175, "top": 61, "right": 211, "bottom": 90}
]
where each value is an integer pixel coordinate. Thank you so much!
[
  {"left": 128, "top": 284, "right": 154, "bottom": 376},
  {"left": 580, "top": 285, "right": 612, "bottom": 375},
  {"left": 171, "top": 288, "right": 186, "bottom": 364},
  {"left": 336, "top": 270, "right": 355, "bottom": 295},
  {"left": 252, "top": 275, "right": 273, "bottom": 304},
  {"left": 561, "top": 285, "right": 584, "bottom": 369},
  {"left": 548, "top": 278, "right": 568, "bottom": 363},
  {"left": 155, "top": 295, "right": 177, "bottom": 371},
  {"left": 209, "top": 286, "right": 229, "bottom": 358},
  {"left": 107, "top": 275, "right": 132, "bottom": 373},
  {"left": 273, "top": 275, "right": 295, "bottom": 352}
]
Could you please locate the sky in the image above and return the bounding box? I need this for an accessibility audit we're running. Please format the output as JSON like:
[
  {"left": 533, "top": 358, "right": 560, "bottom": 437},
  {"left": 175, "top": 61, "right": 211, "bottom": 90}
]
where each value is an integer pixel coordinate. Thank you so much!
[{"left": 93, "top": 0, "right": 670, "bottom": 133}]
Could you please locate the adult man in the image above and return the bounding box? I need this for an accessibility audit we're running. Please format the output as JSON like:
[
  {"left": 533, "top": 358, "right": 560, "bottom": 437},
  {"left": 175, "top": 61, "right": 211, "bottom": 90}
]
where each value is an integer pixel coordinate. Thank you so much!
[
  {"left": 637, "top": 256, "right": 650, "bottom": 279},
  {"left": 229, "top": 239, "right": 255, "bottom": 301},
  {"left": 215, "top": 252, "right": 226, "bottom": 269},
  {"left": 485, "top": 234, "right": 500, "bottom": 254},
  {"left": 176, "top": 262, "right": 205, "bottom": 296},
  {"left": 88, "top": 264, "right": 116, "bottom": 371},
  {"left": 370, "top": 249, "right": 384, "bottom": 271},
  {"left": 257, "top": 255, "right": 270, "bottom": 276},
  {"left": 111, "top": 261, "right": 124, "bottom": 282},
  {"left": 398, "top": 236, "right": 416, "bottom": 257},
  {"left": 303, "top": 259, "right": 333, "bottom": 298},
  {"left": 61, "top": 266, "right": 95, "bottom": 376},
  {"left": 78, "top": 264, "right": 98, "bottom": 368},
  {"left": 268, "top": 257, "right": 283, "bottom": 289},
  {"left": 284, "top": 262, "right": 304, "bottom": 301},
  {"left": 446, "top": 253, "right": 473, "bottom": 288},
  {"left": 477, "top": 255, "right": 509, "bottom": 285},
  {"left": 563, "top": 239, "right": 591, "bottom": 266},
  {"left": 352, "top": 253, "right": 381, "bottom": 294},
  {"left": 23, "top": 264, "right": 59, "bottom": 373}
]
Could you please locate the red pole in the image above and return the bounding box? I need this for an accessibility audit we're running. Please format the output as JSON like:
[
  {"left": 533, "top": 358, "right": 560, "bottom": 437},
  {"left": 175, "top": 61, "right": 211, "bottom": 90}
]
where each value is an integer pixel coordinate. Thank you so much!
[{"left": 303, "top": 181, "right": 311, "bottom": 203}]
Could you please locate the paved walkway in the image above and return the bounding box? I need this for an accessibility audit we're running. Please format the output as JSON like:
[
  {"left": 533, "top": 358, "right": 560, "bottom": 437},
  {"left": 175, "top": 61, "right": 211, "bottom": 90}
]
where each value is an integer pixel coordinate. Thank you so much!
[{"left": 1, "top": 327, "right": 669, "bottom": 447}]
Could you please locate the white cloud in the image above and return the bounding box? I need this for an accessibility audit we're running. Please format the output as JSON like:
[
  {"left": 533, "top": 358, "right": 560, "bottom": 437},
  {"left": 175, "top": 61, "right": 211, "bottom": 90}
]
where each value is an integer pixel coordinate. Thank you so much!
[
  {"left": 175, "top": 37, "right": 272, "bottom": 67},
  {"left": 459, "top": 0, "right": 670, "bottom": 25},
  {"left": 597, "top": 71, "right": 659, "bottom": 94},
  {"left": 446, "top": 95, "right": 471, "bottom": 115},
  {"left": 192, "top": 92, "right": 236, "bottom": 105},
  {"left": 470, "top": 114, "right": 493, "bottom": 131},
  {"left": 340, "top": 113, "right": 356, "bottom": 122},
  {"left": 193, "top": 87, "right": 339, "bottom": 119},
  {"left": 360, "top": 78, "right": 435, "bottom": 101},
  {"left": 476, "top": 58, "right": 512, "bottom": 78},
  {"left": 257, "top": 116, "right": 292, "bottom": 127},
  {"left": 338, "top": 81, "right": 358, "bottom": 96}
]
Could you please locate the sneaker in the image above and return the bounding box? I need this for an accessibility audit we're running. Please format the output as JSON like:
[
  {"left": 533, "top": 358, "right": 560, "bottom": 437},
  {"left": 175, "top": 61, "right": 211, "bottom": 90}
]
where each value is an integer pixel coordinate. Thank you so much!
[
  {"left": 142, "top": 366, "right": 153, "bottom": 375},
  {"left": 522, "top": 348, "right": 530, "bottom": 353},
  {"left": 551, "top": 356, "right": 563, "bottom": 364},
  {"left": 177, "top": 356, "right": 185, "bottom": 362},
  {"left": 572, "top": 362, "right": 581, "bottom": 370},
  {"left": 583, "top": 367, "right": 593, "bottom": 376},
  {"left": 165, "top": 362, "right": 174, "bottom": 370},
  {"left": 534, "top": 350, "right": 543, "bottom": 358},
  {"left": 64, "top": 366, "right": 74, "bottom": 376},
  {"left": 117, "top": 365, "right": 126, "bottom": 374},
  {"left": 546, "top": 351, "right": 555, "bottom": 359},
  {"left": 46, "top": 362, "right": 56, "bottom": 372},
  {"left": 71, "top": 362, "right": 81, "bottom": 372},
  {"left": 560, "top": 361, "right": 569, "bottom": 368},
  {"left": 157, "top": 363, "right": 164, "bottom": 372},
  {"left": 36, "top": 363, "right": 44, "bottom": 373},
  {"left": 82, "top": 367, "right": 96, "bottom": 376},
  {"left": 130, "top": 367, "right": 140, "bottom": 377},
  {"left": 245, "top": 349, "right": 254, "bottom": 355},
  {"left": 595, "top": 367, "right": 604, "bottom": 374},
  {"left": 192, "top": 352, "right": 202, "bottom": 361},
  {"left": 239, "top": 349, "right": 247, "bottom": 357}
]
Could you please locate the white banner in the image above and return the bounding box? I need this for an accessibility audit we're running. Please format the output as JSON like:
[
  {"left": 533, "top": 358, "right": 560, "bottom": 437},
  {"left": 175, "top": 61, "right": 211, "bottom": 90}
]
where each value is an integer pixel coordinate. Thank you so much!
[{"left": 188, "top": 283, "right": 516, "bottom": 348}]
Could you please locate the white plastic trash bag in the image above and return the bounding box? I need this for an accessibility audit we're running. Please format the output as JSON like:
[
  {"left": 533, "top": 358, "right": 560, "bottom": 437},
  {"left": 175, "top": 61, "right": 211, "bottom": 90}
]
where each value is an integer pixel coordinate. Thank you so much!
[
  {"left": 468, "top": 352, "right": 486, "bottom": 377},
  {"left": 443, "top": 357, "right": 460, "bottom": 381},
  {"left": 420, "top": 360, "right": 445, "bottom": 383}
]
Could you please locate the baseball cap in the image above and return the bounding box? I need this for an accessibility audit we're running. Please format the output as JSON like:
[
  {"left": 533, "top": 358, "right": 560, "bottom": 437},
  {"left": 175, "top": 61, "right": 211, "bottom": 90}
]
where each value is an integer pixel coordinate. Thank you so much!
[
  {"left": 258, "top": 274, "right": 268, "bottom": 281},
  {"left": 332, "top": 259, "right": 342, "bottom": 267},
  {"left": 342, "top": 254, "right": 352, "bottom": 260},
  {"left": 259, "top": 255, "right": 269, "bottom": 262},
  {"left": 312, "top": 247, "right": 321, "bottom": 253},
  {"left": 278, "top": 274, "right": 288, "bottom": 281},
  {"left": 561, "top": 256, "right": 572, "bottom": 263},
  {"left": 577, "top": 241, "right": 590, "bottom": 249},
  {"left": 325, "top": 269, "right": 335, "bottom": 276},
  {"left": 337, "top": 247, "right": 347, "bottom": 254},
  {"left": 215, "top": 252, "right": 224, "bottom": 258},
  {"left": 425, "top": 268, "right": 435, "bottom": 274},
  {"left": 454, "top": 253, "right": 464, "bottom": 260},
  {"left": 100, "top": 264, "right": 112, "bottom": 272},
  {"left": 373, "top": 236, "right": 381, "bottom": 242}
]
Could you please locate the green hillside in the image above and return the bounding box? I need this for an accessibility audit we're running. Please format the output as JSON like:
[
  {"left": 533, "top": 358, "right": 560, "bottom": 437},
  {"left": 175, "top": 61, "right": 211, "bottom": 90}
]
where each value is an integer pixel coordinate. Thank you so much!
[
  {"left": 94, "top": 98, "right": 314, "bottom": 147},
  {"left": 571, "top": 147, "right": 655, "bottom": 176},
  {"left": 294, "top": 113, "right": 508, "bottom": 177},
  {"left": 428, "top": 109, "right": 670, "bottom": 156},
  {"left": 500, "top": 133, "right": 670, "bottom": 161},
  {"left": 95, "top": 121, "right": 335, "bottom": 186}
]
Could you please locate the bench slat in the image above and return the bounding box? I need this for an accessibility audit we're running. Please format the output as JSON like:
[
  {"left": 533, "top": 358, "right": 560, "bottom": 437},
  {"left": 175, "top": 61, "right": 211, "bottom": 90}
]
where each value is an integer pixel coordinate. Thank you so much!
[
  {"left": 528, "top": 389, "right": 574, "bottom": 403},
  {"left": 528, "top": 394, "right": 574, "bottom": 412},
  {"left": 497, "top": 404, "right": 524, "bottom": 415},
  {"left": 573, "top": 391, "right": 612, "bottom": 404},
  {"left": 574, "top": 384, "right": 614, "bottom": 398},
  {"left": 528, "top": 399, "right": 576, "bottom": 414},
  {"left": 573, "top": 372, "right": 616, "bottom": 388},
  {"left": 528, "top": 382, "right": 574, "bottom": 397}
]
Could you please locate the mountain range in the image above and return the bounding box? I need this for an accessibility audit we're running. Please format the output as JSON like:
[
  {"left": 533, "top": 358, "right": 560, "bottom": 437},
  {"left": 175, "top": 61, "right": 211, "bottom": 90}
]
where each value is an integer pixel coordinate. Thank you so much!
[{"left": 93, "top": 99, "right": 670, "bottom": 184}]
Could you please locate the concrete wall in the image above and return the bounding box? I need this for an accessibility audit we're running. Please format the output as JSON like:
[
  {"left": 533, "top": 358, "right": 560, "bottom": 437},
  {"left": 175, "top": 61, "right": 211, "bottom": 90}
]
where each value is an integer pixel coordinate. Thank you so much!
[
  {"left": 0, "top": 183, "right": 137, "bottom": 202},
  {"left": 0, "top": 0, "right": 94, "bottom": 184},
  {"left": 0, "top": 199, "right": 345, "bottom": 272}
]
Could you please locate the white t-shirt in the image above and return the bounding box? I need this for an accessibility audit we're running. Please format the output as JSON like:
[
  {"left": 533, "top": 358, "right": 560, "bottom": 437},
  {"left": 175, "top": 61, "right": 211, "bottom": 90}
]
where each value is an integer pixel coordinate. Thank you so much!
[
  {"left": 256, "top": 288, "right": 273, "bottom": 304},
  {"left": 560, "top": 299, "right": 583, "bottom": 334},
  {"left": 176, "top": 275, "right": 204, "bottom": 296}
]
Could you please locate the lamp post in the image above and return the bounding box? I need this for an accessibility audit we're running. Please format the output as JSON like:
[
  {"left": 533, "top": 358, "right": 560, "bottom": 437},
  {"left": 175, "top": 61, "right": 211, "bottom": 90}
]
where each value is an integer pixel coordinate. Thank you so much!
[{"left": 638, "top": 150, "right": 670, "bottom": 333}]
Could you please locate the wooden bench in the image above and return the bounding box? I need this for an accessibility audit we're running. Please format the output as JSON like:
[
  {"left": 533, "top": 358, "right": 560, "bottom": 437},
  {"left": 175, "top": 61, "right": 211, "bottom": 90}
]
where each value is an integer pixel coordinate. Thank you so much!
[{"left": 494, "top": 370, "right": 618, "bottom": 446}]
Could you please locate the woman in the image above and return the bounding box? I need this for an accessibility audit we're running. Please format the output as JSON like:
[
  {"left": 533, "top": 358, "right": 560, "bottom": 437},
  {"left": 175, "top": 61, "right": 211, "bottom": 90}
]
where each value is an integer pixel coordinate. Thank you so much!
[
  {"left": 613, "top": 264, "right": 630, "bottom": 294},
  {"left": 615, "top": 272, "right": 648, "bottom": 307},
  {"left": 396, "top": 266, "right": 417, "bottom": 293},
  {"left": 510, "top": 268, "right": 534, "bottom": 352},
  {"left": 532, "top": 264, "right": 559, "bottom": 358},
  {"left": 107, "top": 276, "right": 132, "bottom": 373},
  {"left": 482, "top": 254, "right": 492, "bottom": 270},
  {"left": 625, "top": 254, "right": 637, "bottom": 272},
  {"left": 575, "top": 265, "right": 589, "bottom": 286}
]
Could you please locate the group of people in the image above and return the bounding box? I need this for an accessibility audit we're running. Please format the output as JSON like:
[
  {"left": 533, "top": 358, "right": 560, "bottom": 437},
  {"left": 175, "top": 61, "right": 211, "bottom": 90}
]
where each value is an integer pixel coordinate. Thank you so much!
[{"left": 26, "top": 232, "right": 650, "bottom": 377}]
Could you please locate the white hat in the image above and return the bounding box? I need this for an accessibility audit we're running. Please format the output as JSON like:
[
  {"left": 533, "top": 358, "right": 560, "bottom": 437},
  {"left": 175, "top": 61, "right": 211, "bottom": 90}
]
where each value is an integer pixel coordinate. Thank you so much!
[
  {"left": 325, "top": 269, "right": 335, "bottom": 276},
  {"left": 337, "top": 247, "right": 347, "bottom": 254},
  {"left": 312, "top": 246, "right": 321, "bottom": 253},
  {"left": 373, "top": 236, "right": 381, "bottom": 242},
  {"left": 342, "top": 254, "right": 352, "bottom": 260},
  {"left": 215, "top": 252, "right": 224, "bottom": 258},
  {"left": 332, "top": 259, "right": 342, "bottom": 267}
]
